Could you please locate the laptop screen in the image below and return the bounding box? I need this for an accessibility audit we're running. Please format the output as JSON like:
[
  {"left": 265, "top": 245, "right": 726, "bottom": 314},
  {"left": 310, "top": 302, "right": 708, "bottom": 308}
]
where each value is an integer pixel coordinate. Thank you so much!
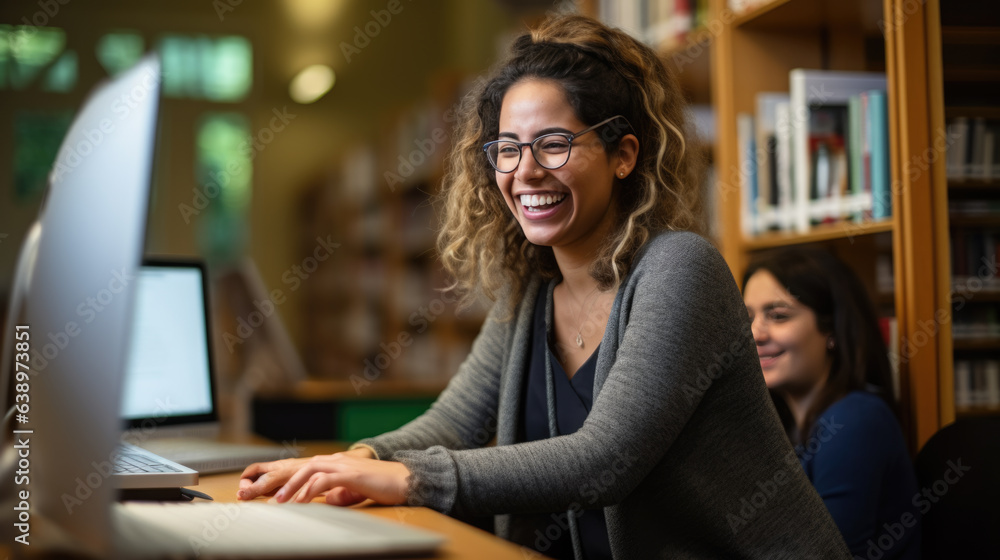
[{"left": 121, "top": 260, "right": 217, "bottom": 427}]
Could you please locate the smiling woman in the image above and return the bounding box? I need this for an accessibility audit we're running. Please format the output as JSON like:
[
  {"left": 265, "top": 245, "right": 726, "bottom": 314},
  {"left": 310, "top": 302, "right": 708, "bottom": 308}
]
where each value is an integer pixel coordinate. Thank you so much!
[
  {"left": 743, "top": 248, "right": 921, "bottom": 559},
  {"left": 238, "top": 14, "right": 853, "bottom": 560}
]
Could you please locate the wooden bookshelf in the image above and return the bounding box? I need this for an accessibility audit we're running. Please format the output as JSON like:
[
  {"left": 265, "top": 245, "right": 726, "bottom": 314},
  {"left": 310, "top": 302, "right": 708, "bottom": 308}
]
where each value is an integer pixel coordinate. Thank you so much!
[
  {"left": 937, "top": 0, "right": 1000, "bottom": 425},
  {"left": 702, "top": 0, "right": 956, "bottom": 451},
  {"left": 296, "top": 73, "right": 487, "bottom": 390},
  {"left": 580, "top": 0, "right": 969, "bottom": 449}
]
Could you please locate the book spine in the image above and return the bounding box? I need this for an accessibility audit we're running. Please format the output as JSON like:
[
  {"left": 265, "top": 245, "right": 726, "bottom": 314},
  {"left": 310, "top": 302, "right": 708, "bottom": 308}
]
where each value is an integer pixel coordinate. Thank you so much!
[
  {"left": 849, "top": 94, "right": 864, "bottom": 222},
  {"left": 986, "top": 360, "right": 1000, "bottom": 408},
  {"left": 869, "top": 90, "right": 891, "bottom": 219},
  {"left": 955, "top": 360, "right": 972, "bottom": 408},
  {"left": 970, "top": 117, "right": 987, "bottom": 177},
  {"left": 737, "top": 113, "right": 757, "bottom": 237},
  {"left": 949, "top": 117, "right": 969, "bottom": 180},
  {"left": 862, "top": 92, "right": 873, "bottom": 220},
  {"left": 984, "top": 130, "right": 995, "bottom": 180},
  {"left": 775, "top": 101, "right": 794, "bottom": 231},
  {"left": 790, "top": 70, "right": 810, "bottom": 232},
  {"left": 973, "top": 362, "right": 988, "bottom": 407}
]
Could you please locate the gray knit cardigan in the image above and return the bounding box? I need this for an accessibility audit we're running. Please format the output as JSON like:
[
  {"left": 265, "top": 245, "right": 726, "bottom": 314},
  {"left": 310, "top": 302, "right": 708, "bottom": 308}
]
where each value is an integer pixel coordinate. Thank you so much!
[{"left": 356, "top": 231, "right": 851, "bottom": 559}]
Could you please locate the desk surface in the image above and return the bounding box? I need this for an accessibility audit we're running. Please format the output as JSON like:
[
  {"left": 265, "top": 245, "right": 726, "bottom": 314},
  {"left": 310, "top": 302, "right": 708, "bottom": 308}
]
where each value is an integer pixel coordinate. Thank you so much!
[{"left": 190, "top": 442, "right": 543, "bottom": 560}]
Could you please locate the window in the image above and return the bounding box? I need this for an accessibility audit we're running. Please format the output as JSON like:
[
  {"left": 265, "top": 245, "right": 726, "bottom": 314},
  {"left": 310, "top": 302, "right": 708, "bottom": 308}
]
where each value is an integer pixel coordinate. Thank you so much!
[
  {"left": 196, "top": 112, "right": 252, "bottom": 259},
  {"left": 0, "top": 25, "right": 76, "bottom": 91},
  {"left": 159, "top": 34, "right": 252, "bottom": 102}
]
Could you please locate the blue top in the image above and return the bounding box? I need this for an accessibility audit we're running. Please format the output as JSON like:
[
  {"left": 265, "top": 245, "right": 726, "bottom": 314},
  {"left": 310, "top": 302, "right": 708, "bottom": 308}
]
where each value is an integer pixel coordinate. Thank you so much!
[
  {"left": 510, "top": 283, "right": 612, "bottom": 560},
  {"left": 798, "top": 391, "right": 920, "bottom": 560}
]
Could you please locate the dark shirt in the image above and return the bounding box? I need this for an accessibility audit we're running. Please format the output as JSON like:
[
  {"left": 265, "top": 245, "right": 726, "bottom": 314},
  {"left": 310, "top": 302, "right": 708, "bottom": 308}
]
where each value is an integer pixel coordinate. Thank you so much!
[
  {"left": 508, "top": 284, "right": 612, "bottom": 560},
  {"left": 798, "top": 391, "right": 921, "bottom": 560}
]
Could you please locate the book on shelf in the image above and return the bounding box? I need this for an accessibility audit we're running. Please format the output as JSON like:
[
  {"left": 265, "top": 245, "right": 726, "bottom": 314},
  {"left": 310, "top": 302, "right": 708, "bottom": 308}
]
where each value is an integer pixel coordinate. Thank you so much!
[
  {"left": 790, "top": 70, "right": 888, "bottom": 232},
  {"left": 866, "top": 90, "right": 891, "bottom": 220},
  {"left": 878, "top": 316, "right": 900, "bottom": 403},
  {"left": 775, "top": 100, "right": 794, "bottom": 230},
  {"left": 737, "top": 113, "right": 757, "bottom": 237},
  {"left": 952, "top": 304, "right": 1000, "bottom": 340},
  {"left": 597, "top": 0, "right": 709, "bottom": 48},
  {"left": 946, "top": 116, "right": 1000, "bottom": 180},
  {"left": 738, "top": 73, "right": 891, "bottom": 237},
  {"left": 753, "top": 93, "right": 789, "bottom": 232},
  {"left": 955, "top": 359, "right": 1000, "bottom": 409},
  {"left": 876, "top": 253, "right": 895, "bottom": 294},
  {"left": 950, "top": 229, "right": 1000, "bottom": 292},
  {"left": 950, "top": 199, "right": 1000, "bottom": 218}
]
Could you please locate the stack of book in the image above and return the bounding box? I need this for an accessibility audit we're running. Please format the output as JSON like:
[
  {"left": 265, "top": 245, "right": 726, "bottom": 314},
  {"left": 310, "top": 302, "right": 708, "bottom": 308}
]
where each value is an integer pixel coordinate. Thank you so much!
[
  {"left": 955, "top": 359, "right": 1000, "bottom": 409},
  {"left": 945, "top": 117, "right": 1000, "bottom": 180},
  {"left": 737, "top": 70, "right": 891, "bottom": 236}
]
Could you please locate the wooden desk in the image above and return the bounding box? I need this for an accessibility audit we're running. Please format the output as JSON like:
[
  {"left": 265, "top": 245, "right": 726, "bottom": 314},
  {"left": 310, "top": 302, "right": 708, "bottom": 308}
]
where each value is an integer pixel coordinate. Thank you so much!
[{"left": 190, "top": 442, "right": 543, "bottom": 560}]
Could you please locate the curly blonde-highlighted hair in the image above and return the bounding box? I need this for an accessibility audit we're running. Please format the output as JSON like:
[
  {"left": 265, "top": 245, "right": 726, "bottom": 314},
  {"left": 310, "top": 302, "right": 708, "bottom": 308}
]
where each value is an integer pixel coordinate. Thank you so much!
[{"left": 437, "top": 14, "right": 703, "bottom": 313}]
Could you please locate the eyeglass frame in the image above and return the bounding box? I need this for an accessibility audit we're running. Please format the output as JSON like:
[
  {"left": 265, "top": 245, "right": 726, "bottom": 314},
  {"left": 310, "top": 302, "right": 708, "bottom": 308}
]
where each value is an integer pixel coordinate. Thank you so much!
[{"left": 482, "top": 115, "right": 632, "bottom": 173}]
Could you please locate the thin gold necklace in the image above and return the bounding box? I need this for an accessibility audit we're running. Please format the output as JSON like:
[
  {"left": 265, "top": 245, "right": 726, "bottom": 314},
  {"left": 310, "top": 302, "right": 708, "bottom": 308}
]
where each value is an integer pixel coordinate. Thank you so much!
[{"left": 566, "top": 284, "right": 603, "bottom": 348}]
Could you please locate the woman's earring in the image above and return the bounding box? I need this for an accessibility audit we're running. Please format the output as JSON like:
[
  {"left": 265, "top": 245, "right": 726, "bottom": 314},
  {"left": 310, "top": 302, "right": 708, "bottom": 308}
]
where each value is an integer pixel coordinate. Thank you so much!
[
  {"left": 827, "top": 338, "right": 835, "bottom": 350},
  {"left": 618, "top": 171, "right": 625, "bottom": 178}
]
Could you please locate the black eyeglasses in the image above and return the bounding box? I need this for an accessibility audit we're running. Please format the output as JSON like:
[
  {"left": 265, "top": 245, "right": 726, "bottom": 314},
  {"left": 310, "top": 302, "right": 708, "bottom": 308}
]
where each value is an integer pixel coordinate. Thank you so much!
[{"left": 483, "top": 115, "right": 630, "bottom": 173}]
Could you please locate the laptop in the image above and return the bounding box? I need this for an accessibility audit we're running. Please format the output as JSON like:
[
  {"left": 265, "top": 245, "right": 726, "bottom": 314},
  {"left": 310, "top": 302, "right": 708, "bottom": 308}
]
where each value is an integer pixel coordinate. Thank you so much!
[{"left": 114, "top": 259, "right": 297, "bottom": 490}]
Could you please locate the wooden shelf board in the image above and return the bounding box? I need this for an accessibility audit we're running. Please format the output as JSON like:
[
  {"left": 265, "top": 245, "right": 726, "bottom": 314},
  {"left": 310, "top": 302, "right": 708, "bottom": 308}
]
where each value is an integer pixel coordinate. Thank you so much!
[
  {"left": 943, "top": 68, "right": 1000, "bottom": 82},
  {"left": 948, "top": 178, "right": 1000, "bottom": 190},
  {"left": 953, "top": 338, "right": 1000, "bottom": 351},
  {"left": 951, "top": 289, "right": 1000, "bottom": 303},
  {"left": 955, "top": 405, "right": 1000, "bottom": 416},
  {"left": 742, "top": 220, "right": 893, "bottom": 251},
  {"left": 941, "top": 26, "right": 1000, "bottom": 45},
  {"left": 732, "top": 0, "right": 796, "bottom": 28},
  {"left": 731, "top": 0, "right": 871, "bottom": 31},
  {"left": 944, "top": 106, "right": 1000, "bottom": 119},
  {"left": 949, "top": 215, "right": 1000, "bottom": 227}
]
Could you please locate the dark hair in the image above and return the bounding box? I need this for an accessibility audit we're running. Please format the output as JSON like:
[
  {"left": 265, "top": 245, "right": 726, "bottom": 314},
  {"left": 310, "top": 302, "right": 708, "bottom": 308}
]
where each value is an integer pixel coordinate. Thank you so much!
[
  {"left": 437, "top": 14, "right": 703, "bottom": 312},
  {"left": 479, "top": 39, "right": 639, "bottom": 156},
  {"left": 742, "top": 247, "right": 897, "bottom": 444}
]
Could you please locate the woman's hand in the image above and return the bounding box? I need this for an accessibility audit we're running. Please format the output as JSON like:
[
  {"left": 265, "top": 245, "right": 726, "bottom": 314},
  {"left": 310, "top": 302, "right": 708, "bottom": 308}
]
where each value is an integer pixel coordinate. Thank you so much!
[
  {"left": 273, "top": 454, "right": 411, "bottom": 506},
  {"left": 237, "top": 447, "right": 379, "bottom": 502}
]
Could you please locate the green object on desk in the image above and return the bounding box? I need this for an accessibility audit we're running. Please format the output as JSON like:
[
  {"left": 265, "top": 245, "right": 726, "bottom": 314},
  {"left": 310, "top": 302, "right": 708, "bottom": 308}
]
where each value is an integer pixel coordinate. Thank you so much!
[{"left": 336, "top": 399, "right": 435, "bottom": 441}]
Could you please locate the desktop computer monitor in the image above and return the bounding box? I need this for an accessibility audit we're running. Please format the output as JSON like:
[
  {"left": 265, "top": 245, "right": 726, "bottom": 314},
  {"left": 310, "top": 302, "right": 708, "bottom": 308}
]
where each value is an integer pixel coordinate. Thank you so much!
[{"left": 0, "top": 54, "right": 160, "bottom": 556}]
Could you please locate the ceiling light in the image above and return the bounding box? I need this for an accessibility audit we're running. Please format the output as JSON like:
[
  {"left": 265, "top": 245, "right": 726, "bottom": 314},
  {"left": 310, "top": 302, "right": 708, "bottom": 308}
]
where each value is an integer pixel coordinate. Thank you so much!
[{"left": 289, "top": 64, "right": 335, "bottom": 104}]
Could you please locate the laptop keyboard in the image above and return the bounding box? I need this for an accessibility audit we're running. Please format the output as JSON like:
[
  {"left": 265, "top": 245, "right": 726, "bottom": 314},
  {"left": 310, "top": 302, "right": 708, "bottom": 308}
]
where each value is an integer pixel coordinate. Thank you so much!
[{"left": 114, "top": 451, "right": 183, "bottom": 474}]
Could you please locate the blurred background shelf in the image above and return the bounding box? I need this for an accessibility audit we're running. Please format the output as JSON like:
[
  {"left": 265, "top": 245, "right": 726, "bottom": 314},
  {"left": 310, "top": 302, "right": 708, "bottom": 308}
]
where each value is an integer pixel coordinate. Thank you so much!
[{"left": 742, "top": 220, "right": 893, "bottom": 251}]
